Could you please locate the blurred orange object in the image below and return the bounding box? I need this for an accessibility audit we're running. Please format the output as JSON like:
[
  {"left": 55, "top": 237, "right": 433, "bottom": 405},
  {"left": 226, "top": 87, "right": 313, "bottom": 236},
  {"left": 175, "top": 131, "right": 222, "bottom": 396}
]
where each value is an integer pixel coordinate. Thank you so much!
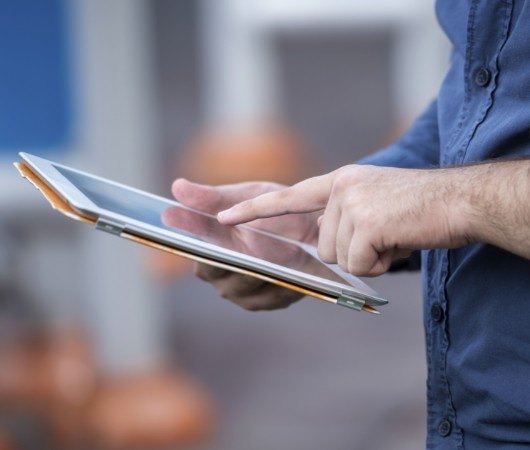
[
  {"left": 0, "top": 431, "right": 13, "bottom": 450},
  {"left": 182, "top": 125, "right": 310, "bottom": 185},
  {"left": 86, "top": 369, "right": 215, "bottom": 449},
  {"left": 0, "top": 331, "right": 96, "bottom": 409},
  {"left": 147, "top": 124, "right": 311, "bottom": 281},
  {"left": 0, "top": 333, "right": 214, "bottom": 449},
  {"left": 0, "top": 331, "right": 96, "bottom": 448}
]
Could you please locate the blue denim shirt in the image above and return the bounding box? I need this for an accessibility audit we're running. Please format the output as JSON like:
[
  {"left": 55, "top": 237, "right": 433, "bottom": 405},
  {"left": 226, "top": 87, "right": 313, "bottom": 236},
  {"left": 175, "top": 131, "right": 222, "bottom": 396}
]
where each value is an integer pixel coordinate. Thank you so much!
[{"left": 361, "top": 1, "right": 530, "bottom": 448}]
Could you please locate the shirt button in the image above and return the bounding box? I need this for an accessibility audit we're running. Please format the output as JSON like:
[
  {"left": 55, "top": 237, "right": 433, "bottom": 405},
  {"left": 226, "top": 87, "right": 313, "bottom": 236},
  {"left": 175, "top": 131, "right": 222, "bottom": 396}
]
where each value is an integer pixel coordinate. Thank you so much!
[
  {"left": 431, "top": 303, "right": 444, "bottom": 323},
  {"left": 474, "top": 68, "right": 491, "bottom": 87},
  {"left": 438, "top": 419, "right": 452, "bottom": 437}
]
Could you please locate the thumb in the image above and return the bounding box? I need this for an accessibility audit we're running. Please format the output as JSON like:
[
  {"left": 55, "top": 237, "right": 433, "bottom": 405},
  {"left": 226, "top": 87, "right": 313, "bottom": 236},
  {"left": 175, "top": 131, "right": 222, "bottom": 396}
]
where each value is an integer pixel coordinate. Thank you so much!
[
  {"left": 171, "top": 178, "right": 223, "bottom": 213},
  {"left": 171, "top": 178, "right": 281, "bottom": 214}
]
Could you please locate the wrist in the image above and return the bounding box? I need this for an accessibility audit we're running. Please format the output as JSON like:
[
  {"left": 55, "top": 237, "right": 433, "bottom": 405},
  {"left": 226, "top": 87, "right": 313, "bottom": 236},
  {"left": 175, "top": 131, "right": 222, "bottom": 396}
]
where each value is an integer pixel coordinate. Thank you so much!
[
  {"left": 446, "top": 162, "right": 513, "bottom": 247},
  {"left": 441, "top": 165, "right": 485, "bottom": 247}
]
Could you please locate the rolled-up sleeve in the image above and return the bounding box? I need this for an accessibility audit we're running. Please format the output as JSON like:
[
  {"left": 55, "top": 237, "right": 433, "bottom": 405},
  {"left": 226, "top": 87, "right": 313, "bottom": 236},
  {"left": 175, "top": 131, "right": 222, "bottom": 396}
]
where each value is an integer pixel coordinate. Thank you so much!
[{"left": 358, "top": 98, "right": 440, "bottom": 168}]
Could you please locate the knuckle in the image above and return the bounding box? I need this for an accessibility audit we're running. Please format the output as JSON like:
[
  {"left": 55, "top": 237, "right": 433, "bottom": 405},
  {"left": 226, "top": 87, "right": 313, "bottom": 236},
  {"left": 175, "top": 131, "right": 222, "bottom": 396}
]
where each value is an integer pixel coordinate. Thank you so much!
[
  {"left": 332, "top": 165, "right": 360, "bottom": 195},
  {"left": 343, "top": 195, "right": 359, "bottom": 211},
  {"left": 334, "top": 164, "right": 352, "bottom": 178},
  {"left": 276, "top": 188, "right": 293, "bottom": 212},
  {"left": 356, "top": 211, "right": 377, "bottom": 230},
  {"left": 332, "top": 175, "right": 350, "bottom": 196}
]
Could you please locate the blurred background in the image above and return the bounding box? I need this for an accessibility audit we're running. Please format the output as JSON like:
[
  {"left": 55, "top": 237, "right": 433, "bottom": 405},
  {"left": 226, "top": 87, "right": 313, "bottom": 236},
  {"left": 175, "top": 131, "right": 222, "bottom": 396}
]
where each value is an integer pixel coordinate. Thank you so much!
[{"left": 0, "top": 0, "right": 449, "bottom": 449}]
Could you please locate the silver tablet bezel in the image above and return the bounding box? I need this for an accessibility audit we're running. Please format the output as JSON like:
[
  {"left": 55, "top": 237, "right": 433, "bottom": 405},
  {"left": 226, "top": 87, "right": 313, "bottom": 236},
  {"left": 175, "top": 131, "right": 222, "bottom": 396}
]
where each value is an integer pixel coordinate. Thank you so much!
[{"left": 20, "top": 152, "right": 388, "bottom": 306}]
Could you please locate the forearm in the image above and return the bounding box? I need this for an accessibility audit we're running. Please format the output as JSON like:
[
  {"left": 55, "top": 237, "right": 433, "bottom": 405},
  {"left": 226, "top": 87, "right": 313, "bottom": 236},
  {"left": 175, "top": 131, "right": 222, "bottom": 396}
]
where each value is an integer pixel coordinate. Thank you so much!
[{"left": 457, "top": 158, "right": 530, "bottom": 259}]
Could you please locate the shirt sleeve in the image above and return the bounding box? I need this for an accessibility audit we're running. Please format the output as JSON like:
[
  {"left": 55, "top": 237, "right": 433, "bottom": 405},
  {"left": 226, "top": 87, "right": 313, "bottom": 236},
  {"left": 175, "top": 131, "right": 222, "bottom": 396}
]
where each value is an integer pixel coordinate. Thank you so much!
[{"left": 358, "top": 98, "right": 440, "bottom": 168}]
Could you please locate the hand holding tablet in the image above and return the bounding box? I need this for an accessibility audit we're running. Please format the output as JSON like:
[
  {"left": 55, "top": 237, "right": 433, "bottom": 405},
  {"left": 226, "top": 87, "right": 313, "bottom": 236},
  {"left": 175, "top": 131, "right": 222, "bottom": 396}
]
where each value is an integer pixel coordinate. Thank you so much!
[{"left": 167, "top": 180, "right": 329, "bottom": 311}]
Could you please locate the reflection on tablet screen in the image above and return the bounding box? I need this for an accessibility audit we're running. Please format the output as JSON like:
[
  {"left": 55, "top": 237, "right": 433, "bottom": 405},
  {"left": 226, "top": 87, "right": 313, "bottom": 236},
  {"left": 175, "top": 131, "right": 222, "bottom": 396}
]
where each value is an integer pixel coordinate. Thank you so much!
[{"left": 55, "top": 165, "right": 376, "bottom": 295}]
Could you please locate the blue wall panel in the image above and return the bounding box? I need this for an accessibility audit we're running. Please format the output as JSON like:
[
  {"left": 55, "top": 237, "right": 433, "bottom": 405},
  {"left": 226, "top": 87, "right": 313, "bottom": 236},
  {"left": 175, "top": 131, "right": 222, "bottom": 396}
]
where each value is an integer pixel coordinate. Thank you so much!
[{"left": 0, "top": 0, "right": 72, "bottom": 156}]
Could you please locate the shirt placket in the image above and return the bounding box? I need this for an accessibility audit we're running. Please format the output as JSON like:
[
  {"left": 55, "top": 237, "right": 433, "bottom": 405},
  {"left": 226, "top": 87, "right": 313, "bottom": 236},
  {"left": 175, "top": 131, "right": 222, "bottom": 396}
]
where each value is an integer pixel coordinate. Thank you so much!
[
  {"left": 426, "top": 1, "right": 514, "bottom": 448},
  {"left": 425, "top": 249, "right": 461, "bottom": 449}
]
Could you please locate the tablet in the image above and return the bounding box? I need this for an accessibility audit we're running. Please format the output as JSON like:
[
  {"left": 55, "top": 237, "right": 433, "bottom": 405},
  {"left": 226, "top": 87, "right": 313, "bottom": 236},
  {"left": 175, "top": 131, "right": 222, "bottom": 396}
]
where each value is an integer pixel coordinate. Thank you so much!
[{"left": 16, "top": 152, "right": 388, "bottom": 314}]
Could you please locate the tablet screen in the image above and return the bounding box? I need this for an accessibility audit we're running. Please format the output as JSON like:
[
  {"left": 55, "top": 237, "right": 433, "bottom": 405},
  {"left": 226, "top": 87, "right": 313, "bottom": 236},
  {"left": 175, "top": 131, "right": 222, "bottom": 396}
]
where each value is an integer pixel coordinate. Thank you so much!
[{"left": 54, "top": 165, "right": 378, "bottom": 297}]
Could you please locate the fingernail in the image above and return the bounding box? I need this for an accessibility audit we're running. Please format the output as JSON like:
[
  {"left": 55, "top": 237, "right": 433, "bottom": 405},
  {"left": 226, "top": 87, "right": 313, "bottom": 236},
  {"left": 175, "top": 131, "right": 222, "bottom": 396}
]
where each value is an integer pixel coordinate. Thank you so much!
[{"left": 217, "top": 209, "right": 231, "bottom": 222}]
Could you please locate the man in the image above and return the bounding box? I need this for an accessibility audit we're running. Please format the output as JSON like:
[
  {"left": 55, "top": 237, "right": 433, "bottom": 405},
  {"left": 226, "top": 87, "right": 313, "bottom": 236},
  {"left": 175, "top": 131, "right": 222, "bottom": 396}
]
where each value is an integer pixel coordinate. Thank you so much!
[{"left": 169, "top": 1, "right": 530, "bottom": 448}]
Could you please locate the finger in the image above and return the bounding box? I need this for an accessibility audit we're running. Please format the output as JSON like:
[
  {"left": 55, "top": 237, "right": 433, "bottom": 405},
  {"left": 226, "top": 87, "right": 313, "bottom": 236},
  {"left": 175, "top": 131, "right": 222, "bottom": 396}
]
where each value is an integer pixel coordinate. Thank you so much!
[
  {"left": 171, "top": 179, "right": 279, "bottom": 213},
  {"left": 217, "top": 173, "right": 335, "bottom": 225},
  {"left": 228, "top": 283, "right": 302, "bottom": 311},
  {"left": 369, "top": 250, "right": 394, "bottom": 276},
  {"left": 171, "top": 179, "right": 219, "bottom": 212},
  {"left": 347, "top": 233, "right": 393, "bottom": 277},
  {"left": 193, "top": 262, "right": 231, "bottom": 282},
  {"left": 317, "top": 215, "right": 324, "bottom": 227},
  {"left": 213, "top": 273, "right": 268, "bottom": 300},
  {"left": 335, "top": 214, "right": 354, "bottom": 271},
  {"left": 316, "top": 201, "right": 341, "bottom": 263}
]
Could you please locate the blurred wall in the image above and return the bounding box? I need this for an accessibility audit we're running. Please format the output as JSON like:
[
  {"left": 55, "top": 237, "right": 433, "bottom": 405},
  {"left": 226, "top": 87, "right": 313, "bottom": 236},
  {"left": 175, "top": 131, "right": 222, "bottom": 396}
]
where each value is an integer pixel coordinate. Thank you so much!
[{"left": 1, "top": 1, "right": 449, "bottom": 449}]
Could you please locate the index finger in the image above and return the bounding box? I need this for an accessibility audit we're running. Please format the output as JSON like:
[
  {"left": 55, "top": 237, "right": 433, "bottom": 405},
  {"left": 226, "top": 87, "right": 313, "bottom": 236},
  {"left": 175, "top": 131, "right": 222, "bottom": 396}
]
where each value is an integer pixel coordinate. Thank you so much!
[{"left": 217, "top": 173, "right": 334, "bottom": 225}]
